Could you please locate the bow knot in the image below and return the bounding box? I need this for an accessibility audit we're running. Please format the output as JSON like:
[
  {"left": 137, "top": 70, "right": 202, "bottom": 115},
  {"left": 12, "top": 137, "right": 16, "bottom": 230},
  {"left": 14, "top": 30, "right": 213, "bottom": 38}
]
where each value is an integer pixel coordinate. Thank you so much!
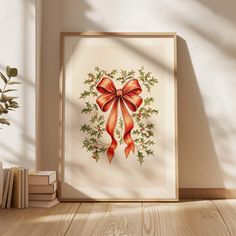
[
  {"left": 116, "top": 89, "right": 123, "bottom": 97},
  {"left": 96, "top": 76, "right": 143, "bottom": 162}
]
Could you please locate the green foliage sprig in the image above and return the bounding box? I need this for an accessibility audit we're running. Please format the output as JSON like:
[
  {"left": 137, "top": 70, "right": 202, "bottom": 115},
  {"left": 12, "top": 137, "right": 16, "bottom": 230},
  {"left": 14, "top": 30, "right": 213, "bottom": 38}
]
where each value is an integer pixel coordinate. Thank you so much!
[
  {"left": 132, "top": 97, "right": 158, "bottom": 164},
  {"left": 117, "top": 69, "right": 135, "bottom": 84},
  {"left": 138, "top": 66, "right": 158, "bottom": 92},
  {"left": 80, "top": 67, "right": 118, "bottom": 100},
  {"left": 0, "top": 66, "right": 20, "bottom": 127},
  {"left": 80, "top": 119, "right": 107, "bottom": 161}
]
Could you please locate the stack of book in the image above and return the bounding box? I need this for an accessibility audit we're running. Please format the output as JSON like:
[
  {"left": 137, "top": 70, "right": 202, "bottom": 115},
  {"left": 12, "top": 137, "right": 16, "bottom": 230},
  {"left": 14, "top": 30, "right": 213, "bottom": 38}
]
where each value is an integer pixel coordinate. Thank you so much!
[
  {"left": 28, "top": 171, "right": 59, "bottom": 208},
  {"left": 1, "top": 167, "right": 29, "bottom": 209}
]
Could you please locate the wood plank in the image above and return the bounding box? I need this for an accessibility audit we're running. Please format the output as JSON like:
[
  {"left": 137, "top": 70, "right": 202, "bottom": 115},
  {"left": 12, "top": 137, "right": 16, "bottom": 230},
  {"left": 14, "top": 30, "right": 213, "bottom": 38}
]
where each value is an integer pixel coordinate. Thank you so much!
[
  {"left": 0, "top": 203, "right": 80, "bottom": 236},
  {"left": 142, "top": 201, "right": 230, "bottom": 236},
  {"left": 66, "top": 202, "right": 142, "bottom": 236},
  {"left": 213, "top": 199, "right": 236, "bottom": 235}
]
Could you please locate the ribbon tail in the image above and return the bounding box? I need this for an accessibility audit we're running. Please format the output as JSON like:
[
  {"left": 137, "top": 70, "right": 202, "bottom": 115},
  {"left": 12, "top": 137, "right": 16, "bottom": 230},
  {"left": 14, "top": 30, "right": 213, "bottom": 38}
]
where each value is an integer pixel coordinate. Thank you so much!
[
  {"left": 106, "top": 98, "right": 119, "bottom": 162},
  {"left": 120, "top": 99, "right": 135, "bottom": 158}
]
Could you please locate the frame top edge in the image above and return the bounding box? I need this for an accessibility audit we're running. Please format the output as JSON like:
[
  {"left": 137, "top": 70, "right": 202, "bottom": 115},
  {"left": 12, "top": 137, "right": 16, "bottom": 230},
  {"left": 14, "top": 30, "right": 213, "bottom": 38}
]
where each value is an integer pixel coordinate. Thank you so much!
[{"left": 60, "top": 32, "right": 177, "bottom": 37}]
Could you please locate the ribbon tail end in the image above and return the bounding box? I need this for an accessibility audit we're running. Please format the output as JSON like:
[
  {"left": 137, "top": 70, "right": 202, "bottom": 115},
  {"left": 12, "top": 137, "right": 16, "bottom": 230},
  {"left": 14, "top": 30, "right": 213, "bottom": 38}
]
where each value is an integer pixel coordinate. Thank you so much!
[
  {"left": 107, "top": 148, "right": 115, "bottom": 163},
  {"left": 124, "top": 143, "right": 135, "bottom": 158},
  {"left": 108, "top": 156, "right": 113, "bottom": 163}
]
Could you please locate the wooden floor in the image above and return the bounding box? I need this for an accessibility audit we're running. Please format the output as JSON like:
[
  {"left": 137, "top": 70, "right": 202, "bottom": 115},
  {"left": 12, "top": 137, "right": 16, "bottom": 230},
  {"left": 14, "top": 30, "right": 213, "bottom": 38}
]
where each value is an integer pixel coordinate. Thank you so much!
[{"left": 0, "top": 200, "right": 236, "bottom": 236}]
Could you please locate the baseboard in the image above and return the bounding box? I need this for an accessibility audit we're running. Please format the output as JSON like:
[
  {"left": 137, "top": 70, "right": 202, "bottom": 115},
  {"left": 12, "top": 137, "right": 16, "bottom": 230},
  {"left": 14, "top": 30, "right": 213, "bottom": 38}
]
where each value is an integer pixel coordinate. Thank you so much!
[{"left": 179, "top": 188, "right": 236, "bottom": 199}]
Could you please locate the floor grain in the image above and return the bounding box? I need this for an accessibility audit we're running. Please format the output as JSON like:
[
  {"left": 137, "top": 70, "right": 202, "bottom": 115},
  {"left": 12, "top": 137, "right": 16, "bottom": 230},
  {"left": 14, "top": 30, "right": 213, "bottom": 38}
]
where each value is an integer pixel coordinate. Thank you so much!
[
  {"left": 0, "top": 200, "right": 235, "bottom": 236},
  {"left": 66, "top": 202, "right": 142, "bottom": 236},
  {"left": 142, "top": 201, "right": 230, "bottom": 236},
  {"left": 0, "top": 203, "right": 80, "bottom": 236},
  {"left": 213, "top": 199, "right": 236, "bottom": 236}
]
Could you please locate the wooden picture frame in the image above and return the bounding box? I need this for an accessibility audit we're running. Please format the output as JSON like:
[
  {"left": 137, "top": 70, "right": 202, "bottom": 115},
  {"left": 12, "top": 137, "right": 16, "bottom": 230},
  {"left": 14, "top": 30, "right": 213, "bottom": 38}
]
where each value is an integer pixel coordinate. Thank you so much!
[{"left": 59, "top": 32, "right": 178, "bottom": 201}]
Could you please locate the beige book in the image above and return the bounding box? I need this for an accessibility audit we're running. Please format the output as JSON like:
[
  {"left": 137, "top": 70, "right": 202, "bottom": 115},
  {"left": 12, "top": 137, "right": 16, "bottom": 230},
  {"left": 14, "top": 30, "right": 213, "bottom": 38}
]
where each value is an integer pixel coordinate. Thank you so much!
[
  {"left": 29, "top": 198, "right": 59, "bottom": 208},
  {"left": 12, "top": 168, "right": 22, "bottom": 208},
  {"left": 29, "top": 181, "right": 57, "bottom": 194},
  {"left": 20, "top": 168, "right": 25, "bottom": 208},
  {"left": 29, "top": 171, "right": 56, "bottom": 185},
  {"left": 0, "top": 169, "right": 8, "bottom": 207},
  {"left": 1, "top": 169, "right": 10, "bottom": 208},
  {"left": 6, "top": 168, "right": 15, "bottom": 208},
  {"left": 29, "top": 192, "right": 56, "bottom": 201},
  {"left": 0, "top": 161, "right": 3, "bottom": 206},
  {"left": 24, "top": 169, "right": 29, "bottom": 208}
]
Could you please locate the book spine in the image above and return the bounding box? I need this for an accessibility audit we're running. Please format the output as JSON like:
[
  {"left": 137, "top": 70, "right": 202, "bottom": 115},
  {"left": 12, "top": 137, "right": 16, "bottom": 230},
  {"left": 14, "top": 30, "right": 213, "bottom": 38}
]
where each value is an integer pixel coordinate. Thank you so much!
[
  {"left": 1, "top": 169, "right": 10, "bottom": 208},
  {"left": 0, "top": 161, "right": 2, "bottom": 207},
  {"left": 6, "top": 168, "right": 15, "bottom": 208},
  {"left": 21, "top": 168, "right": 24, "bottom": 208},
  {"left": 25, "top": 169, "right": 29, "bottom": 208}
]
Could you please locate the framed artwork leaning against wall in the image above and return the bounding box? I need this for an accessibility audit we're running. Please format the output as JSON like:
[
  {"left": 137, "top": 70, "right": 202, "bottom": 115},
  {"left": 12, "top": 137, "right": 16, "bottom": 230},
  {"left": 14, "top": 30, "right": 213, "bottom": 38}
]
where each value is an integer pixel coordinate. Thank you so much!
[{"left": 59, "top": 32, "right": 178, "bottom": 201}]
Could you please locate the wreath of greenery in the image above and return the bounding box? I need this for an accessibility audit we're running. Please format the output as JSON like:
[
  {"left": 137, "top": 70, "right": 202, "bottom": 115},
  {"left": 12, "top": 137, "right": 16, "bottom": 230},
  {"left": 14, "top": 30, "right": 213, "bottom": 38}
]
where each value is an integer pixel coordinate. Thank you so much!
[{"left": 80, "top": 67, "right": 158, "bottom": 164}]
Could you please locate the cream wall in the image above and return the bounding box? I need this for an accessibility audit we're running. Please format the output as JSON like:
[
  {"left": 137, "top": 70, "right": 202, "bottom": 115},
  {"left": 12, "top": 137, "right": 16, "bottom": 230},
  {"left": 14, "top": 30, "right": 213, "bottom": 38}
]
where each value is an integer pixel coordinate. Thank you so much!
[
  {"left": 40, "top": 0, "right": 236, "bottom": 188},
  {"left": 0, "top": 0, "right": 36, "bottom": 169}
]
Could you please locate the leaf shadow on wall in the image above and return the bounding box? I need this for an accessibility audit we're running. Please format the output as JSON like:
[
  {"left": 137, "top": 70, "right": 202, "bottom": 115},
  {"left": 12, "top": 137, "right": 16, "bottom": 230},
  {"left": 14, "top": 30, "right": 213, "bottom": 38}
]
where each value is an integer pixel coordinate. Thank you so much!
[
  {"left": 177, "top": 36, "right": 224, "bottom": 188},
  {"left": 0, "top": 0, "right": 36, "bottom": 169}
]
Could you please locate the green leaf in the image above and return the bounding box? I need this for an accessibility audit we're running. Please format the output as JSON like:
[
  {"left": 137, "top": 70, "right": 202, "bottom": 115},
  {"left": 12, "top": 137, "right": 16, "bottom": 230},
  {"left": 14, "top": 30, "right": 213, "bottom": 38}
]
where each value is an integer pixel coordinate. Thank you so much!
[
  {"left": 10, "top": 103, "right": 19, "bottom": 109},
  {"left": 6, "top": 66, "right": 11, "bottom": 77},
  {"left": 7, "top": 81, "right": 21, "bottom": 85},
  {"left": 137, "top": 151, "right": 144, "bottom": 165},
  {"left": 80, "top": 124, "right": 91, "bottom": 132},
  {"left": 144, "top": 97, "right": 154, "bottom": 106},
  {"left": 80, "top": 90, "right": 90, "bottom": 99},
  {"left": 0, "top": 103, "right": 4, "bottom": 111},
  {"left": 119, "top": 118, "right": 124, "bottom": 130},
  {"left": 0, "top": 118, "right": 10, "bottom": 125},
  {"left": 0, "top": 72, "right": 7, "bottom": 83},
  {"left": 2, "top": 95, "right": 18, "bottom": 101},
  {"left": 3, "top": 89, "right": 17, "bottom": 93},
  {"left": 6, "top": 66, "right": 18, "bottom": 77},
  {"left": 146, "top": 150, "right": 154, "bottom": 156}
]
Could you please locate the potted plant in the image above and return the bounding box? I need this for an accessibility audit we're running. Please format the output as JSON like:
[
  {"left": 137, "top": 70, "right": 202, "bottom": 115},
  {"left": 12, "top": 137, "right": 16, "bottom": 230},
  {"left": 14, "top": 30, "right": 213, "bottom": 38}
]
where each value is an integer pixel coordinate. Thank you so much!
[
  {"left": 0, "top": 66, "right": 20, "bottom": 206},
  {"left": 0, "top": 66, "right": 20, "bottom": 126}
]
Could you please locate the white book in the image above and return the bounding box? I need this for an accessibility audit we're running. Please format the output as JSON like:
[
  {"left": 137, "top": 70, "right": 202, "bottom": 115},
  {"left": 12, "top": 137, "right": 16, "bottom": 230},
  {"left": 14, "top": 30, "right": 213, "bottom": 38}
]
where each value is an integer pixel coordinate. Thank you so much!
[
  {"left": 20, "top": 168, "right": 25, "bottom": 208},
  {"left": 29, "top": 181, "right": 57, "bottom": 194},
  {"left": 6, "top": 168, "right": 15, "bottom": 208},
  {"left": 12, "top": 168, "right": 22, "bottom": 208},
  {"left": 0, "top": 162, "right": 3, "bottom": 206},
  {"left": 1, "top": 169, "right": 10, "bottom": 208},
  {"left": 29, "top": 198, "right": 59, "bottom": 208},
  {"left": 29, "top": 192, "right": 56, "bottom": 201},
  {"left": 24, "top": 169, "right": 29, "bottom": 208},
  {"left": 29, "top": 171, "right": 56, "bottom": 185}
]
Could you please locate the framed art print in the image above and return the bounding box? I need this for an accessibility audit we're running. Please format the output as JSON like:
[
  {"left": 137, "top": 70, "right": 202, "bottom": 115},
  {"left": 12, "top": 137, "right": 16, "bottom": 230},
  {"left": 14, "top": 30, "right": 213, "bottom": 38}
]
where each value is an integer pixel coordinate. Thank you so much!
[{"left": 59, "top": 32, "right": 178, "bottom": 201}]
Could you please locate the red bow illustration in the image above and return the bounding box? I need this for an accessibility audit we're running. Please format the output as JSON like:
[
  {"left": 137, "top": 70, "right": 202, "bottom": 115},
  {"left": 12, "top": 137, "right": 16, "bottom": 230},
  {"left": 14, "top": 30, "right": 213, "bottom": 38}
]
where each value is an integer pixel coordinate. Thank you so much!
[{"left": 96, "top": 76, "right": 143, "bottom": 162}]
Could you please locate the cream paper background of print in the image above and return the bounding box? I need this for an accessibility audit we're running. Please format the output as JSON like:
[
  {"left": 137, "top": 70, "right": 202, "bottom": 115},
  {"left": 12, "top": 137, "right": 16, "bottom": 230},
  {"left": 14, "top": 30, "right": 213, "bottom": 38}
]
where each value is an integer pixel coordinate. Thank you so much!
[{"left": 63, "top": 36, "right": 176, "bottom": 199}]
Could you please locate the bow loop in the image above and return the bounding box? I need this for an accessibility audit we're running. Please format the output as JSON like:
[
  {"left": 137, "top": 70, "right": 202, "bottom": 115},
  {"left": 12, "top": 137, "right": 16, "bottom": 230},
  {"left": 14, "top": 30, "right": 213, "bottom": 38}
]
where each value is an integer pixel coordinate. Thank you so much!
[
  {"left": 96, "top": 77, "right": 116, "bottom": 94},
  {"left": 122, "top": 79, "right": 142, "bottom": 95}
]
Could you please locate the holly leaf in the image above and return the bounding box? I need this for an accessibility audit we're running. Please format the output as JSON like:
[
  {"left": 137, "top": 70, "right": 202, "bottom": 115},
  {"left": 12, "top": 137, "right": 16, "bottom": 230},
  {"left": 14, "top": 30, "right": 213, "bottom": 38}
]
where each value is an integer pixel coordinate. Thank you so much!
[
  {"left": 146, "top": 150, "right": 154, "bottom": 156},
  {"left": 80, "top": 124, "right": 91, "bottom": 132},
  {"left": 144, "top": 97, "right": 154, "bottom": 106},
  {"left": 80, "top": 90, "right": 90, "bottom": 99}
]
